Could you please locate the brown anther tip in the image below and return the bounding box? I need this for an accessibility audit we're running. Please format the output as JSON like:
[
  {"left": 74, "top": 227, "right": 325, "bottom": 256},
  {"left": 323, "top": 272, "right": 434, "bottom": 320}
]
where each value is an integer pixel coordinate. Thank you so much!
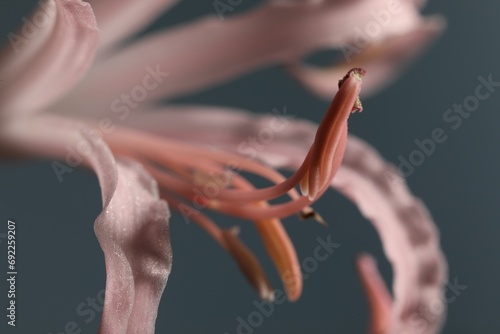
[
  {"left": 299, "top": 208, "right": 328, "bottom": 227},
  {"left": 338, "top": 68, "right": 366, "bottom": 88},
  {"left": 338, "top": 68, "right": 365, "bottom": 113},
  {"left": 353, "top": 97, "right": 363, "bottom": 113},
  {"left": 299, "top": 208, "right": 314, "bottom": 220}
]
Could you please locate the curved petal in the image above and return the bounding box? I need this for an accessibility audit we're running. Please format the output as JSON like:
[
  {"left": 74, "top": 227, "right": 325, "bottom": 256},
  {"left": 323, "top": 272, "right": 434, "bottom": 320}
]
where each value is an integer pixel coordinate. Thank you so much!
[
  {"left": 0, "top": 0, "right": 99, "bottom": 116},
  {"left": 91, "top": 104, "right": 326, "bottom": 167},
  {"left": 88, "top": 0, "right": 179, "bottom": 49},
  {"left": 104, "top": 107, "right": 447, "bottom": 333},
  {"left": 288, "top": 16, "right": 446, "bottom": 99},
  {"left": 94, "top": 158, "right": 171, "bottom": 334},
  {"left": 333, "top": 136, "right": 447, "bottom": 334},
  {"left": 1, "top": 115, "right": 171, "bottom": 334},
  {"left": 57, "top": 0, "right": 425, "bottom": 114}
]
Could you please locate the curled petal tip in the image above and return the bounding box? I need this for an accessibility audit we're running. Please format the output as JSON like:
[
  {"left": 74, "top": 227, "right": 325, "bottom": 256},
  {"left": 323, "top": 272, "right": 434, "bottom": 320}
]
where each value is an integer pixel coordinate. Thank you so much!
[
  {"left": 339, "top": 68, "right": 365, "bottom": 112},
  {"left": 356, "top": 252, "right": 377, "bottom": 270},
  {"left": 355, "top": 253, "right": 392, "bottom": 334}
]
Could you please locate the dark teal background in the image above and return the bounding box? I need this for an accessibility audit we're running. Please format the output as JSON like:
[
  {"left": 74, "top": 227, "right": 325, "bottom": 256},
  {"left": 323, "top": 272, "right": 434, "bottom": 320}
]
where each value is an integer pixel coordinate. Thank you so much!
[{"left": 1, "top": 1, "right": 499, "bottom": 333}]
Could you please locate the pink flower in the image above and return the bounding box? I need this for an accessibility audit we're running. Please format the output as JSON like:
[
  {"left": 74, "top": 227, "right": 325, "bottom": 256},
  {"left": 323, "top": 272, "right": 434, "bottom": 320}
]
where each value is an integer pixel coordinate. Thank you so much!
[{"left": 0, "top": 1, "right": 447, "bottom": 333}]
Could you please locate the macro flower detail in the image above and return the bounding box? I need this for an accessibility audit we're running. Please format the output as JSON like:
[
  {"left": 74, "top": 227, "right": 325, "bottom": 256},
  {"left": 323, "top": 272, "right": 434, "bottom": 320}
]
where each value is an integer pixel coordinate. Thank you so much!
[
  {"left": 101, "top": 67, "right": 365, "bottom": 304},
  {"left": 0, "top": 1, "right": 447, "bottom": 334}
]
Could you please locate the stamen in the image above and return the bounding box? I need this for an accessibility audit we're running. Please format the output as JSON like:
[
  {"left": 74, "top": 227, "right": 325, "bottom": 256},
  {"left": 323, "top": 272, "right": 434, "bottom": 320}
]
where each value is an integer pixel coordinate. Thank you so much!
[
  {"left": 299, "top": 207, "right": 327, "bottom": 227},
  {"left": 305, "top": 68, "right": 364, "bottom": 200},
  {"left": 222, "top": 228, "right": 275, "bottom": 302},
  {"left": 107, "top": 130, "right": 307, "bottom": 203},
  {"left": 105, "top": 67, "right": 363, "bottom": 220},
  {"left": 100, "top": 68, "right": 365, "bottom": 302},
  {"left": 231, "top": 176, "right": 302, "bottom": 302},
  {"left": 143, "top": 154, "right": 303, "bottom": 301},
  {"left": 136, "top": 158, "right": 312, "bottom": 220},
  {"left": 106, "top": 67, "right": 362, "bottom": 208},
  {"left": 159, "top": 190, "right": 275, "bottom": 301}
]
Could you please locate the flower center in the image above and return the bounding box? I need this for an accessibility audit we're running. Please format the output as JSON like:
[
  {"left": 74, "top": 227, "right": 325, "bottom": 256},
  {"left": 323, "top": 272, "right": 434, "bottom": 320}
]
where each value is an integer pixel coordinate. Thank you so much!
[{"left": 103, "top": 68, "right": 364, "bottom": 302}]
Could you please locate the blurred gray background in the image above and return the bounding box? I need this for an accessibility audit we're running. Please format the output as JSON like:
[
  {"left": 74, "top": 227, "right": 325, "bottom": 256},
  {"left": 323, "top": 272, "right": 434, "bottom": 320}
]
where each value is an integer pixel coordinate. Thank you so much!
[{"left": 0, "top": 0, "right": 499, "bottom": 333}]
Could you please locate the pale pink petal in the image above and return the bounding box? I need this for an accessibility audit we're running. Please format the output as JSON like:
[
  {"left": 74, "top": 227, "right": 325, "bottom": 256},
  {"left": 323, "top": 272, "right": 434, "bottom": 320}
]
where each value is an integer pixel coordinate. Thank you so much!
[
  {"left": 95, "top": 105, "right": 319, "bottom": 168},
  {"left": 333, "top": 136, "right": 447, "bottom": 334},
  {"left": 87, "top": 0, "right": 179, "bottom": 48},
  {"left": 108, "top": 107, "right": 447, "bottom": 333},
  {"left": 1, "top": 115, "right": 117, "bottom": 202},
  {"left": 0, "top": 0, "right": 99, "bottom": 115},
  {"left": 288, "top": 17, "right": 445, "bottom": 99},
  {"left": 1, "top": 115, "right": 171, "bottom": 334},
  {"left": 94, "top": 158, "right": 171, "bottom": 334},
  {"left": 356, "top": 254, "right": 393, "bottom": 334},
  {"left": 58, "top": 0, "right": 425, "bottom": 114}
]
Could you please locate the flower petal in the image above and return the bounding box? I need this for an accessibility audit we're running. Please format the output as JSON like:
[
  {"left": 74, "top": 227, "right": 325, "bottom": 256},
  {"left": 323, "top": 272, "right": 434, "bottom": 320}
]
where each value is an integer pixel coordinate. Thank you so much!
[
  {"left": 333, "top": 135, "right": 447, "bottom": 334},
  {"left": 87, "top": 0, "right": 179, "bottom": 48},
  {"left": 1, "top": 115, "right": 117, "bottom": 202},
  {"left": 108, "top": 107, "right": 447, "bottom": 332},
  {"left": 288, "top": 16, "right": 445, "bottom": 99},
  {"left": 1, "top": 115, "right": 171, "bottom": 334},
  {"left": 95, "top": 158, "right": 171, "bottom": 334},
  {"left": 356, "top": 253, "right": 393, "bottom": 334},
  {"left": 58, "top": 0, "right": 425, "bottom": 114},
  {"left": 98, "top": 105, "right": 319, "bottom": 168},
  {"left": 0, "top": 0, "right": 99, "bottom": 116}
]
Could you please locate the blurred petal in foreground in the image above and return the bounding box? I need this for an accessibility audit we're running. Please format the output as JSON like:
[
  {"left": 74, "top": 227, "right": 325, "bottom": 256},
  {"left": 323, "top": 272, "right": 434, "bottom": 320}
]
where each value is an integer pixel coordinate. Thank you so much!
[
  {"left": 0, "top": 115, "right": 172, "bottom": 334},
  {"left": 0, "top": 0, "right": 99, "bottom": 115}
]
